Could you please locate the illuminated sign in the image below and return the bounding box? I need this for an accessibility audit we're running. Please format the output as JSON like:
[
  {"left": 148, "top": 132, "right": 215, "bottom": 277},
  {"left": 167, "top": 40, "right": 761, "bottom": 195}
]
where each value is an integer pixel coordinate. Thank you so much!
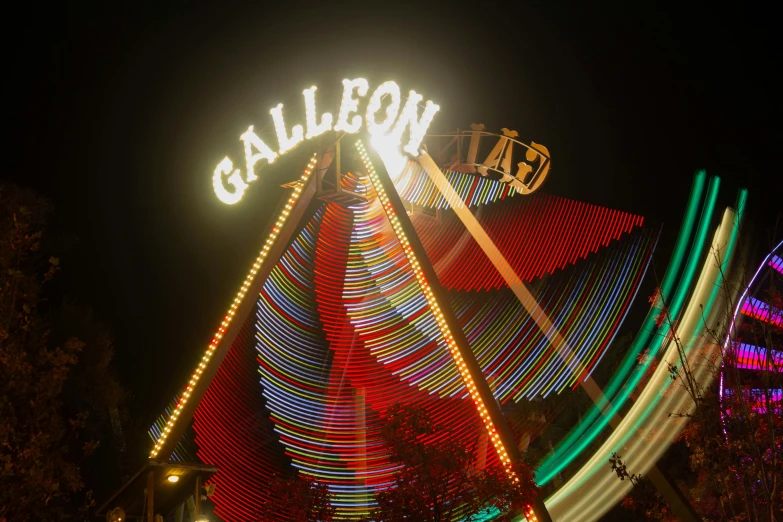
[
  {"left": 426, "top": 125, "right": 552, "bottom": 196},
  {"left": 213, "top": 79, "right": 440, "bottom": 204}
]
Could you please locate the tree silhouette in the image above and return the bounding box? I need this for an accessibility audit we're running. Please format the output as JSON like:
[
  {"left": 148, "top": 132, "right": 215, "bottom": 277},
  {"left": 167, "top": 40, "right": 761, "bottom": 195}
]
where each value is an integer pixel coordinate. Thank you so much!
[
  {"left": 0, "top": 182, "right": 125, "bottom": 521},
  {"left": 369, "top": 403, "right": 539, "bottom": 521}
]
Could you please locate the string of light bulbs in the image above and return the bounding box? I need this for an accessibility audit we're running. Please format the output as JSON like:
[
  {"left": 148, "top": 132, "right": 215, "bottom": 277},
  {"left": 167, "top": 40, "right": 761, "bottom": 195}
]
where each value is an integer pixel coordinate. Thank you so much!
[{"left": 149, "top": 154, "right": 319, "bottom": 459}]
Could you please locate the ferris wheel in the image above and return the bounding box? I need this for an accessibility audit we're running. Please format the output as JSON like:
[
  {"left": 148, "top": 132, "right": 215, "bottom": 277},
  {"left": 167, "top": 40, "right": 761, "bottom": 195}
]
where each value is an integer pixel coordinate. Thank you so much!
[{"left": 720, "top": 240, "right": 783, "bottom": 411}]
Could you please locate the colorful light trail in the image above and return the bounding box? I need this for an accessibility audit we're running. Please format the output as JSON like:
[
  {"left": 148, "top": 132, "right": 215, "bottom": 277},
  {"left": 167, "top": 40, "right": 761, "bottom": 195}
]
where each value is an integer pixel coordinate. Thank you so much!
[
  {"left": 536, "top": 171, "right": 719, "bottom": 485},
  {"left": 770, "top": 254, "right": 783, "bottom": 275},
  {"left": 741, "top": 296, "right": 783, "bottom": 327},
  {"left": 546, "top": 191, "right": 746, "bottom": 520},
  {"left": 732, "top": 343, "right": 783, "bottom": 371},
  {"left": 150, "top": 134, "right": 683, "bottom": 521}
]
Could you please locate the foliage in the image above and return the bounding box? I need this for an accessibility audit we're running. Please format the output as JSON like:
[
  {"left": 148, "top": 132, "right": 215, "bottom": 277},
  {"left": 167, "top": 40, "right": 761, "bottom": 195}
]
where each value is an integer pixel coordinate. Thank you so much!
[
  {"left": 678, "top": 252, "right": 781, "bottom": 521},
  {"left": 609, "top": 453, "right": 674, "bottom": 521},
  {"left": 257, "top": 474, "right": 335, "bottom": 521},
  {"left": 612, "top": 240, "right": 782, "bottom": 521},
  {"left": 368, "top": 403, "right": 539, "bottom": 522},
  {"left": 0, "top": 182, "right": 125, "bottom": 521},
  {"left": 678, "top": 343, "right": 782, "bottom": 521}
]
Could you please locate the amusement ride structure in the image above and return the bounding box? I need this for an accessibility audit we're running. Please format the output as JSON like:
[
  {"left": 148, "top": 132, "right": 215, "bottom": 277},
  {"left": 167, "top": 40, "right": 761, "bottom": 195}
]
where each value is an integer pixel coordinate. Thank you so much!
[{"left": 102, "top": 79, "right": 754, "bottom": 521}]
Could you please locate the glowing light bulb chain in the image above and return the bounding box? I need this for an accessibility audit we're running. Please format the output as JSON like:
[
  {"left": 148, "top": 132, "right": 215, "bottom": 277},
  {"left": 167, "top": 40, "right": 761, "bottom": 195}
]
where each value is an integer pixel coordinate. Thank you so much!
[
  {"left": 358, "top": 144, "right": 542, "bottom": 522},
  {"left": 355, "top": 140, "right": 516, "bottom": 474},
  {"left": 150, "top": 154, "right": 319, "bottom": 459}
]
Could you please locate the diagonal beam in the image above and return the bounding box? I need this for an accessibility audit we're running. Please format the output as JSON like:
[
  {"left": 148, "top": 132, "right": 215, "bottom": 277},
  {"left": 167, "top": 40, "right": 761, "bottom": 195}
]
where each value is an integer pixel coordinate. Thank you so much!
[
  {"left": 412, "top": 152, "right": 699, "bottom": 522},
  {"left": 415, "top": 153, "right": 618, "bottom": 415},
  {"left": 151, "top": 155, "right": 319, "bottom": 460},
  {"left": 359, "top": 142, "right": 548, "bottom": 521}
]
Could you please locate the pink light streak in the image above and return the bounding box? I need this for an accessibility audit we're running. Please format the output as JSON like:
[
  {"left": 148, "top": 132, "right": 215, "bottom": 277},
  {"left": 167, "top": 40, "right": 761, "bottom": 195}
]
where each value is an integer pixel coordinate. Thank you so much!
[
  {"left": 731, "top": 343, "right": 782, "bottom": 372},
  {"left": 741, "top": 296, "right": 783, "bottom": 327},
  {"left": 769, "top": 254, "right": 783, "bottom": 275}
]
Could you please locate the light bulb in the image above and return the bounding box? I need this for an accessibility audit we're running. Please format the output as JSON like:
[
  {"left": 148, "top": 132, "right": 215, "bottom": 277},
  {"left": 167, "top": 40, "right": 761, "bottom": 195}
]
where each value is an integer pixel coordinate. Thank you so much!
[
  {"left": 213, "top": 157, "right": 247, "bottom": 205},
  {"left": 302, "top": 86, "right": 333, "bottom": 138},
  {"left": 270, "top": 103, "right": 303, "bottom": 154},
  {"left": 334, "top": 78, "right": 369, "bottom": 133},
  {"left": 366, "top": 81, "right": 401, "bottom": 138},
  {"left": 240, "top": 126, "right": 278, "bottom": 182}
]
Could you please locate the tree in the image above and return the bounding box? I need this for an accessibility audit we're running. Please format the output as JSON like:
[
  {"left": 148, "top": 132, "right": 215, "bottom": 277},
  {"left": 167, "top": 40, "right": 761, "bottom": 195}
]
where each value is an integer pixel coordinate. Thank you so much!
[
  {"left": 368, "top": 403, "right": 539, "bottom": 522},
  {"left": 257, "top": 474, "right": 335, "bottom": 521},
  {"left": 611, "top": 237, "right": 782, "bottom": 521},
  {"left": 609, "top": 452, "right": 675, "bottom": 521},
  {"left": 0, "top": 182, "right": 125, "bottom": 521},
  {"left": 671, "top": 240, "right": 781, "bottom": 521}
]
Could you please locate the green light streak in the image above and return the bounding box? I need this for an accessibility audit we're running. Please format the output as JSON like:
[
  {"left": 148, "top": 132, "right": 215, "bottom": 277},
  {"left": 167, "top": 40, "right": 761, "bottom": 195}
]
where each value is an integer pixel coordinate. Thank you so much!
[
  {"left": 536, "top": 171, "right": 712, "bottom": 485},
  {"left": 570, "top": 187, "right": 746, "bottom": 494},
  {"left": 544, "top": 189, "right": 746, "bottom": 517}
]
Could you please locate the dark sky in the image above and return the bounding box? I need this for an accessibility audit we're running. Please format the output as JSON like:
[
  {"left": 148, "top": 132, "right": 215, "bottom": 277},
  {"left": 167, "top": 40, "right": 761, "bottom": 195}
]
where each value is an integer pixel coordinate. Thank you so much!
[{"left": 6, "top": 2, "right": 781, "bottom": 422}]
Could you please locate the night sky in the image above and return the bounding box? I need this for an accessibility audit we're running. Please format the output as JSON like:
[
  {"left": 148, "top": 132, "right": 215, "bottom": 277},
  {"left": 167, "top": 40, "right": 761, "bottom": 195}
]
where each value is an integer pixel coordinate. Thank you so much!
[{"left": 6, "top": 2, "right": 781, "bottom": 432}]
